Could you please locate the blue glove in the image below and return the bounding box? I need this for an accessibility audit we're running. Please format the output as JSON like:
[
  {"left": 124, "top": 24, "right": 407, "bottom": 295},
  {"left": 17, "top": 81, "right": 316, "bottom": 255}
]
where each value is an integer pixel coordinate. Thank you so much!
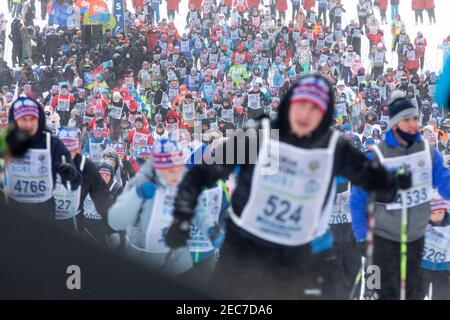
[
  {"left": 208, "top": 224, "right": 225, "bottom": 249},
  {"left": 136, "top": 181, "right": 157, "bottom": 199}
]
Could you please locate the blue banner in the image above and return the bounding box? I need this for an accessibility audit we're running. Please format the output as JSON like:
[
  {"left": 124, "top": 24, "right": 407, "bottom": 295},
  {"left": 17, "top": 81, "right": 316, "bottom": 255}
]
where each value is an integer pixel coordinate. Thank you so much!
[{"left": 112, "top": 0, "right": 125, "bottom": 35}]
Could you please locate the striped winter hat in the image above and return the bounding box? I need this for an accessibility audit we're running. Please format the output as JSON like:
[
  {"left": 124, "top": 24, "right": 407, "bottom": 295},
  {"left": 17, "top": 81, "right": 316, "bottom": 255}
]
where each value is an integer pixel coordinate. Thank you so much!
[
  {"left": 98, "top": 162, "right": 114, "bottom": 176},
  {"left": 152, "top": 139, "right": 185, "bottom": 170},
  {"left": 58, "top": 127, "right": 79, "bottom": 151},
  {"left": 430, "top": 194, "right": 448, "bottom": 213},
  {"left": 290, "top": 75, "right": 331, "bottom": 113},
  {"left": 113, "top": 143, "right": 126, "bottom": 156},
  {"left": 12, "top": 97, "right": 40, "bottom": 121}
]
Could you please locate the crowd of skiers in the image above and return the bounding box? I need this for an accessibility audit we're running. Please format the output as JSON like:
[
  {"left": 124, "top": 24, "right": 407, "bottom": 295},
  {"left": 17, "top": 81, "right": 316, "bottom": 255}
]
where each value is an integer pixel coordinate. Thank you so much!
[{"left": 0, "top": 0, "right": 450, "bottom": 300}]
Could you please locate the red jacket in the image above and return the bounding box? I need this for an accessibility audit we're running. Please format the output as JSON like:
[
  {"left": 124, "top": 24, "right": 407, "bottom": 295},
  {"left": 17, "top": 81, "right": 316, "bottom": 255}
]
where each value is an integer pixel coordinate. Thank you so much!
[
  {"left": 127, "top": 127, "right": 154, "bottom": 147},
  {"left": 424, "top": 0, "right": 435, "bottom": 9},
  {"left": 50, "top": 93, "right": 75, "bottom": 111},
  {"left": 233, "top": 0, "right": 247, "bottom": 13},
  {"left": 132, "top": 0, "right": 144, "bottom": 9},
  {"left": 247, "top": 0, "right": 260, "bottom": 8},
  {"left": 224, "top": 0, "right": 233, "bottom": 7},
  {"left": 412, "top": 0, "right": 425, "bottom": 10},
  {"left": 376, "top": 0, "right": 388, "bottom": 10},
  {"left": 166, "top": 0, "right": 180, "bottom": 11},
  {"left": 415, "top": 37, "right": 427, "bottom": 57},
  {"left": 404, "top": 49, "right": 420, "bottom": 70},
  {"left": 188, "top": 0, "right": 203, "bottom": 10},
  {"left": 303, "top": 0, "right": 315, "bottom": 10},
  {"left": 276, "top": 0, "right": 288, "bottom": 12}
]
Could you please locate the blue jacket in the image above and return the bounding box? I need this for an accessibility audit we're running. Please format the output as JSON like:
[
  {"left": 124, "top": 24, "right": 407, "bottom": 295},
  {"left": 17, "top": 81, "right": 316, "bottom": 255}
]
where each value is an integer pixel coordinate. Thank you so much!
[
  {"left": 81, "top": 136, "right": 112, "bottom": 155},
  {"left": 350, "top": 130, "right": 450, "bottom": 241}
]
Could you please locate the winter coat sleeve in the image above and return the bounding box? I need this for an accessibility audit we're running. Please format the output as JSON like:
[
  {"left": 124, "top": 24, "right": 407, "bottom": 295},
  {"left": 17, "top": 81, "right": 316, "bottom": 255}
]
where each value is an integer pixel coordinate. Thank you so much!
[
  {"left": 51, "top": 136, "right": 82, "bottom": 190},
  {"left": 334, "top": 137, "right": 397, "bottom": 201},
  {"left": 172, "top": 128, "right": 255, "bottom": 220},
  {"left": 84, "top": 159, "right": 114, "bottom": 220},
  {"left": 432, "top": 148, "right": 450, "bottom": 200},
  {"left": 108, "top": 185, "right": 146, "bottom": 232},
  {"left": 350, "top": 184, "right": 369, "bottom": 241}
]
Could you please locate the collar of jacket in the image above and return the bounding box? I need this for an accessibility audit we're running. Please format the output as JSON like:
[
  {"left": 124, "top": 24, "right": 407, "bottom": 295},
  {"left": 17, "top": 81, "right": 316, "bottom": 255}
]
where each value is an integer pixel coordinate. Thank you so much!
[{"left": 384, "top": 129, "right": 421, "bottom": 147}]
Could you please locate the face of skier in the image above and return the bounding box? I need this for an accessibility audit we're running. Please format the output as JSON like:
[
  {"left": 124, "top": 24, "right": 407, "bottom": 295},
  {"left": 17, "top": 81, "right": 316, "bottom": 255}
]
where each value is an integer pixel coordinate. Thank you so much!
[
  {"left": 100, "top": 172, "right": 111, "bottom": 185},
  {"left": 396, "top": 116, "right": 420, "bottom": 135},
  {"left": 93, "top": 129, "right": 102, "bottom": 139},
  {"left": 288, "top": 101, "right": 324, "bottom": 137},
  {"left": 431, "top": 209, "right": 446, "bottom": 223},
  {"left": 158, "top": 166, "right": 185, "bottom": 186},
  {"left": 16, "top": 116, "right": 39, "bottom": 136}
]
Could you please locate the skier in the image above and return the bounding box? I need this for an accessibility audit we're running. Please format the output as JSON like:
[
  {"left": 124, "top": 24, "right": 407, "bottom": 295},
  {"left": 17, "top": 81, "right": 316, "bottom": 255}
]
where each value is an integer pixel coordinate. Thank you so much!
[
  {"left": 163, "top": 74, "right": 411, "bottom": 299},
  {"left": 351, "top": 94, "right": 450, "bottom": 300},
  {"left": 108, "top": 139, "right": 226, "bottom": 277},
  {"left": 57, "top": 127, "right": 116, "bottom": 244},
  {"left": 4, "top": 97, "right": 81, "bottom": 223},
  {"left": 421, "top": 193, "right": 450, "bottom": 300}
]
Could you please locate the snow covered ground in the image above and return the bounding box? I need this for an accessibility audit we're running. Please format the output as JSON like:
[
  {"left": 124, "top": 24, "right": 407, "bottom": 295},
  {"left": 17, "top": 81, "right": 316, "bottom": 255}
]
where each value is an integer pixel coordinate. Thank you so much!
[{"left": 1, "top": 0, "right": 450, "bottom": 73}]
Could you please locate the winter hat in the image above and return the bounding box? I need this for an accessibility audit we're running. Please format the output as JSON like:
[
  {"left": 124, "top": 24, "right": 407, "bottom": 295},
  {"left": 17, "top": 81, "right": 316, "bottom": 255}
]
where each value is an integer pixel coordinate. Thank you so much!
[
  {"left": 11, "top": 97, "right": 40, "bottom": 121},
  {"left": 113, "top": 143, "right": 126, "bottom": 156},
  {"left": 388, "top": 95, "right": 419, "bottom": 128},
  {"left": 290, "top": 75, "right": 331, "bottom": 113},
  {"left": 58, "top": 127, "right": 80, "bottom": 151},
  {"left": 342, "top": 123, "right": 352, "bottom": 132},
  {"left": 430, "top": 195, "right": 448, "bottom": 213},
  {"left": 112, "top": 91, "right": 122, "bottom": 102},
  {"left": 98, "top": 161, "right": 114, "bottom": 177},
  {"left": 365, "top": 137, "right": 375, "bottom": 146},
  {"left": 152, "top": 139, "right": 185, "bottom": 170},
  {"left": 137, "top": 146, "right": 153, "bottom": 159}
]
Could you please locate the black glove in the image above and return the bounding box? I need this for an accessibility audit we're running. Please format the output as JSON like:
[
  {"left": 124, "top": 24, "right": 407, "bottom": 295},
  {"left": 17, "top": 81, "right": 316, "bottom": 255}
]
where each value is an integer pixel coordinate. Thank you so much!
[
  {"left": 357, "top": 240, "right": 367, "bottom": 258},
  {"left": 395, "top": 168, "right": 412, "bottom": 190},
  {"left": 59, "top": 162, "right": 78, "bottom": 182},
  {"left": 165, "top": 218, "right": 191, "bottom": 249},
  {"left": 6, "top": 125, "right": 33, "bottom": 158}
]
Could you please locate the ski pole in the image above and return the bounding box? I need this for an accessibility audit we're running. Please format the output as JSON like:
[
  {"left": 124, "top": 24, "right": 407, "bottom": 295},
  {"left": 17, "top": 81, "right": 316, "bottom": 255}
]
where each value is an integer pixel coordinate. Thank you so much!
[
  {"left": 161, "top": 249, "right": 174, "bottom": 272},
  {"left": 400, "top": 190, "right": 408, "bottom": 300}
]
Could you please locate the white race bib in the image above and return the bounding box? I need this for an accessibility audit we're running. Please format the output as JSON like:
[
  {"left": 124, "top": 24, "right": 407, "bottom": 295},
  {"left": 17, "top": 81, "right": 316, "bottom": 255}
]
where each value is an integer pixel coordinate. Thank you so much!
[
  {"left": 145, "top": 188, "right": 176, "bottom": 253},
  {"left": 6, "top": 133, "right": 53, "bottom": 203},
  {"left": 230, "top": 121, "right": 339, "bottom": 246},
  {"left": 373, "top": 142, "right": 433, "bottom": 210},
  {"left": 188, "top": 186, "right": 223, "bottom": 253}
]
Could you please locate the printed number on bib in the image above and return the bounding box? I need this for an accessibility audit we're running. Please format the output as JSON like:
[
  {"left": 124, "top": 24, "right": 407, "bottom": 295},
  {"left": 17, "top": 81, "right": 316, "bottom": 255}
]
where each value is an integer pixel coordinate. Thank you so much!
[
  {"left": 14, "top": 180, "right": 46, "bottom": 193},
  {"left": 262, "top": 195, "right": 302, "bottom": 224}
]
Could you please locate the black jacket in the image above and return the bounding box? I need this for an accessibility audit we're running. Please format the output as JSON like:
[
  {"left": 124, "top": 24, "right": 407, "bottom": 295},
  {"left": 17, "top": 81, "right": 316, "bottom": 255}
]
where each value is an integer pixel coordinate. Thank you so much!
[
  {"left": 73, "top": 154, "right": 113, "bottom": 220},
  {"left": 172, "top": 75, "right": 399, "bottom": 248}
]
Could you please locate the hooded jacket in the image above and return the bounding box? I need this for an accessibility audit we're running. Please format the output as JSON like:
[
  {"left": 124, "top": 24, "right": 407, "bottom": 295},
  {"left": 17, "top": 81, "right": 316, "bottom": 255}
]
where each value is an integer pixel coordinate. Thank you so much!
[
  {"left": 7, "top": 99, "right": 82, "bottom": 220},
  {"left": 350, "top": 130, "right": 450, "bottom": 243},
  {"left": 172, "top": 74, "right": 400, "bottom": 249}
]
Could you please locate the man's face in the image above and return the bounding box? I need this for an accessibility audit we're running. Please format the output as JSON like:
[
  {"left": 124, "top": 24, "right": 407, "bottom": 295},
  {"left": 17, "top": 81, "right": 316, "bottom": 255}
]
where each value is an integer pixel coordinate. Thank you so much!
[
  {"left": 158, "top": 166, "right": 185, "bottom": 186},
  {"left": 93, "top": 130, "right": 102, "bottom": 138},
  {"left": 16, "top": 116, "right": 39, "bottom": 136},
  {"left": 100, "top": 172, "right": 111, "bottom": 185},
  {"left": 396, "top": 116, "right": 419, "bottom": 135},
  {"left": 288, "top": 102, "right": 324, "bottom": 137},
  {"left": 136, "top": 121, "right": 143, "bottom": 129}
]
